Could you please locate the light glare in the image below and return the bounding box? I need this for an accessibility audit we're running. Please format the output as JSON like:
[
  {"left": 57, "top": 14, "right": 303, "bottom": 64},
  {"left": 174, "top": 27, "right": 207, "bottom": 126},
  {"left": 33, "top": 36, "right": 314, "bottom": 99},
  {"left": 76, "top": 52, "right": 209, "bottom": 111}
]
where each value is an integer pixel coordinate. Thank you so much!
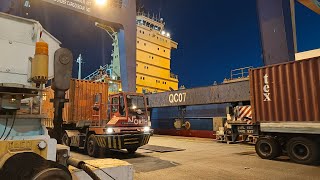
[
  {"left": 144, "top": 126, "right": 150, "bottom": 132},
  {"left": 106, "top": 128, "right": 113, "bottom": 134},
  {"left": 96, "top": 0, "right": 107, "bottom": 5}
]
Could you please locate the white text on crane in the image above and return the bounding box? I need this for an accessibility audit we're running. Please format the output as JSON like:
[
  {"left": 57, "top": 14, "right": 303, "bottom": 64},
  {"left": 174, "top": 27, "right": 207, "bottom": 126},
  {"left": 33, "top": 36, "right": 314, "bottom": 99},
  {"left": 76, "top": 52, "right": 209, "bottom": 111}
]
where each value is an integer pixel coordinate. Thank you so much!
[{"left": 169, "top": 93, "right": 187, "bottom": 103}]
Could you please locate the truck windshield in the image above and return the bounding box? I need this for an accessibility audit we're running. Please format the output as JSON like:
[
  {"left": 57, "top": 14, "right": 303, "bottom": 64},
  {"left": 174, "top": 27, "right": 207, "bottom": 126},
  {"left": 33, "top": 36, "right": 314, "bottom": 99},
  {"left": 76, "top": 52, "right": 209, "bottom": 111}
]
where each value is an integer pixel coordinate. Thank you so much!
[{"left": 127, "top": 95, "right": 146, "bottom": 115}]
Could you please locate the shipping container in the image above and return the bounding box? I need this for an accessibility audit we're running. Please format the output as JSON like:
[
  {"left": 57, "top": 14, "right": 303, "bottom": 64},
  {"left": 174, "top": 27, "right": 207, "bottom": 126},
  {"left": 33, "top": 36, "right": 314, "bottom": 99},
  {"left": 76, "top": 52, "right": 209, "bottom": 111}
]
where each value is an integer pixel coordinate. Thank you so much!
[
  {"left": 249, "top": 57, "right": 320, "bottom": 165},
  {"left": 42, "top": 79, "right": 109, "bottom": 126},
  {"left": 250, "top": 57, "right": 320, "bottom": 125}
]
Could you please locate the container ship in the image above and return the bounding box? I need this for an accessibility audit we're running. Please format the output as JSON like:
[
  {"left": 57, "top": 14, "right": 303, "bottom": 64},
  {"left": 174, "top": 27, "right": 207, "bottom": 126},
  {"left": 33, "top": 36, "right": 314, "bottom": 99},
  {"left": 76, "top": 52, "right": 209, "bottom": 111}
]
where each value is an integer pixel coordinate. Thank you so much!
[{"left": 84, "top": 12, "right": 239, "bottom": 139}]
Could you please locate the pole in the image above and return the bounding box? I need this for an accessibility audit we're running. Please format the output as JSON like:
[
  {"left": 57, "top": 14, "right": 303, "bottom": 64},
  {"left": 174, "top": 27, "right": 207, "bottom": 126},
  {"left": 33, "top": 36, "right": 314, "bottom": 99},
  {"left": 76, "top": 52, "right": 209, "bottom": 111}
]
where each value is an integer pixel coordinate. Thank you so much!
[{"left": 77, "top": 54, "right": 82, "bottom": 79}]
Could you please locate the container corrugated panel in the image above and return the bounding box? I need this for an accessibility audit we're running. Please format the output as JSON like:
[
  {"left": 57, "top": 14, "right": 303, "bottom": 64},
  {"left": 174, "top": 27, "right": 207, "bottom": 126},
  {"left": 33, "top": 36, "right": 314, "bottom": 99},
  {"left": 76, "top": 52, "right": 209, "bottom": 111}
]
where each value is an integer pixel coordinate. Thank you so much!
[
  {"left": 250, "top": 58, "right": 320, "bottom": 123},
  {"left": 42, "top": 87, "right": 70, "bottom": 124},
  {"left": 68, "top": 79, "right": 108, "bottom": 123},
  {"left": 42, "top": 79, "right": 109, "bottom": 124}
]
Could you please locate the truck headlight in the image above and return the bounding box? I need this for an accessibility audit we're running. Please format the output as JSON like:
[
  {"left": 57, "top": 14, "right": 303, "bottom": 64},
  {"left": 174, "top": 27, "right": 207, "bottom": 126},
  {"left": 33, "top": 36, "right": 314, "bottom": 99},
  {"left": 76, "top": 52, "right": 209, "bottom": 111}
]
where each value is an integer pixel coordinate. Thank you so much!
[
  {"left": 106, "top": 128, "right": 113, "bottom": 134},
  {"left": 144, "top": 126, "right": 150, "bottom": 132}
]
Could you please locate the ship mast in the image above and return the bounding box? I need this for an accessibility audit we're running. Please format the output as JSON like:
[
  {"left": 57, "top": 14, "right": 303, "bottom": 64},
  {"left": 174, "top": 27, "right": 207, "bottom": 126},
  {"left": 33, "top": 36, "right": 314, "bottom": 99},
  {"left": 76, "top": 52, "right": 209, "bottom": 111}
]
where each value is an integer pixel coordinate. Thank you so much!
[{"left": 76, "top": 54, "right": 83, "bottom": 79}]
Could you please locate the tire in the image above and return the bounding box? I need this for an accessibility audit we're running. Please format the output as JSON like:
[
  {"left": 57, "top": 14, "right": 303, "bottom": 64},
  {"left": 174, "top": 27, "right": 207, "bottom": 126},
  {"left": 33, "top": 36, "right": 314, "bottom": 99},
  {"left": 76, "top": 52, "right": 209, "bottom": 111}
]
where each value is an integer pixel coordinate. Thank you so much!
[
  {"left": 86, "top": 134, "right": 100, "bottom": 157},
  {"left": 0, "top": 152, "right": 71, "bottom": 180},
  {"left": 127, "top": 147, "right": 138, "bottom": 154},
  {"left": 255, "top": 137, "right": 281, "bottom": 160},
  {"left": 61, "top": 133, "right": 70, "bottom": 147},
  {"left": 287, "top": 137, "right": 319, "bottom": 165}
]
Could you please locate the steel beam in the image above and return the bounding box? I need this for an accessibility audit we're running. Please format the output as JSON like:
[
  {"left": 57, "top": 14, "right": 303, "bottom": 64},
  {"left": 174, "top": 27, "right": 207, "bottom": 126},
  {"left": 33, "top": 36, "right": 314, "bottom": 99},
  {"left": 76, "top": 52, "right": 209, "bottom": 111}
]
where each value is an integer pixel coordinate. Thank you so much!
[
  {"left": 147, "top": 80, "right": 250, "bottom": 108},
  {"left": 257, "top": 0, "right": 296, "bottom": 65}
]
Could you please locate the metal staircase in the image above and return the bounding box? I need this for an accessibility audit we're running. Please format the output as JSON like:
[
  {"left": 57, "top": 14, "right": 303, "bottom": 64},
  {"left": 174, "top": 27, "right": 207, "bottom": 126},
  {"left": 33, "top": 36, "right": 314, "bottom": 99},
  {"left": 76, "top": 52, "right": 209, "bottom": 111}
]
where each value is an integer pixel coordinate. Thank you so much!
[{"left": 84, "top": 64, "right": 111, "bottom": 80}]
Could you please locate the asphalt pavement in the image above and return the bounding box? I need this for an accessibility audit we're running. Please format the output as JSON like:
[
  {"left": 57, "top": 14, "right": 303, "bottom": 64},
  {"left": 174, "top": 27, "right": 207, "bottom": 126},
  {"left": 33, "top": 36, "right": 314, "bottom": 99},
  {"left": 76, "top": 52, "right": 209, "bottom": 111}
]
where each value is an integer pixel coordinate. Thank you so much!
[{"left": 71, "top": 135, "right": 320, "bottom": 180}]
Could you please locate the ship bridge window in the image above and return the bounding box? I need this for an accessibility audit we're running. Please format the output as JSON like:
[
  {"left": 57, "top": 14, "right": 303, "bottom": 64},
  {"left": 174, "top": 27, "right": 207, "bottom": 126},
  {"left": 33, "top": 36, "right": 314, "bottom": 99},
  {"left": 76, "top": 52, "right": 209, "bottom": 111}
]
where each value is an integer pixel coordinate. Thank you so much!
[{"left": 137, "top": 20, "right": 143, "bottom": 25}]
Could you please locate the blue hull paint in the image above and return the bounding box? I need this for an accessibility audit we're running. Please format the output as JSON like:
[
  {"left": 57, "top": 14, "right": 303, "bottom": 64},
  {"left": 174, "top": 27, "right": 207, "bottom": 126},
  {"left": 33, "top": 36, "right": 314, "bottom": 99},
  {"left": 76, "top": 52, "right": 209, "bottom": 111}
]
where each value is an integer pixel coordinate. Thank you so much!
[{"left": 151, "top": 103, "right": 229, "bottom": 132}]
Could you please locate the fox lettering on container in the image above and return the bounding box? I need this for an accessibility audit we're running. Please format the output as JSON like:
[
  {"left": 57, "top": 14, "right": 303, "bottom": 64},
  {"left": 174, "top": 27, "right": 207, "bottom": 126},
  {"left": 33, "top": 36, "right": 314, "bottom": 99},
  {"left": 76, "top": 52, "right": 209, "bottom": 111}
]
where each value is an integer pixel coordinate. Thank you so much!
[{"left": 263, "top": 74, "right": 271, "bottom": 101}]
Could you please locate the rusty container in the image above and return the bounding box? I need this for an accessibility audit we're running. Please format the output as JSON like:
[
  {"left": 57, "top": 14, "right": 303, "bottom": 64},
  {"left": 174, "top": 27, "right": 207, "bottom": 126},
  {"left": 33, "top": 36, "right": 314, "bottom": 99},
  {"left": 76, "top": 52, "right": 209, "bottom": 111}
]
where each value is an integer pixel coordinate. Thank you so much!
[
  {"left": 249, "top": 57, "right": 320, "bottom": 123},
  {"left": 42, "top": 79, "right": 109, "bottom": 126}
]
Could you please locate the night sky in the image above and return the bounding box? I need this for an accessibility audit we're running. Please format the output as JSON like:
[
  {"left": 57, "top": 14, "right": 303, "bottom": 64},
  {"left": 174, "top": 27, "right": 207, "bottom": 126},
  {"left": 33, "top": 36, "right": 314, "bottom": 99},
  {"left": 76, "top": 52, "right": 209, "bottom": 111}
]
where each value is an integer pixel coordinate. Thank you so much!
[{"left": 1, "top": 0, "right": 319, "bottom": 88}]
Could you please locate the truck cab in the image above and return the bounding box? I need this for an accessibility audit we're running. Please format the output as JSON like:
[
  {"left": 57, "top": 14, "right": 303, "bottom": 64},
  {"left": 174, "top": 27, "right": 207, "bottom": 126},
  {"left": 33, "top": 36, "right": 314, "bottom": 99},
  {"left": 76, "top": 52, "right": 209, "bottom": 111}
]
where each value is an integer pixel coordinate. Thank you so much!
[{"left": 62, "top": 92, "right": 151, "bottom": 157}]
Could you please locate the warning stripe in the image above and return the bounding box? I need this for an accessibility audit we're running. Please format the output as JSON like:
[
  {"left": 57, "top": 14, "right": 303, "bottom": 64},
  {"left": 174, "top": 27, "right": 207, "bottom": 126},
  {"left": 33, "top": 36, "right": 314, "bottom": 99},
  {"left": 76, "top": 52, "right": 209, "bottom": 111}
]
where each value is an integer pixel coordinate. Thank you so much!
[
  {"left": 237, "top": 106, "right": 253, "bottom": 125},
  {"left": 238, "top": 106, "right": 252, "bottom": 119}
]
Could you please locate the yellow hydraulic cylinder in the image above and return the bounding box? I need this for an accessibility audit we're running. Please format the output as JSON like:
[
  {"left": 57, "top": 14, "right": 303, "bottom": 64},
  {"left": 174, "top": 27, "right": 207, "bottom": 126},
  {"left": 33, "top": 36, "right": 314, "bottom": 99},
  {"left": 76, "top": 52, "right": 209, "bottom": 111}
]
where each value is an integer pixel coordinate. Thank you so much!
[{"left": 31, "top": 39, "right": 49, "bottom": 85}]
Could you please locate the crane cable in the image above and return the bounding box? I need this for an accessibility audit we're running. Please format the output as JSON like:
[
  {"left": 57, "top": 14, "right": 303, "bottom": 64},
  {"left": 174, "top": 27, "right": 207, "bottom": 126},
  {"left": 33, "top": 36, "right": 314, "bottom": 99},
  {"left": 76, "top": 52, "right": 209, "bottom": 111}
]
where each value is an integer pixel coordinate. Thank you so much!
[
  {"left": 0, "top": 112, "right": 9, "bottom": 140},
  {"left": 85, "top": 163, "right": 116, "bottom": 180},
  {"left": 4, "top": 112, "right": 17, "bottom": 140}
]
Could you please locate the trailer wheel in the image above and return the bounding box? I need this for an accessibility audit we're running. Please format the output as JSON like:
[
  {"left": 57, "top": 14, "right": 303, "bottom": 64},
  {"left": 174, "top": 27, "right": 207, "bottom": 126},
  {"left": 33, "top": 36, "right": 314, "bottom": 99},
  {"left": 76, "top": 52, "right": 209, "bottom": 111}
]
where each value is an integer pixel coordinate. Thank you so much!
[
  {"left": 255, "top": 137, "right": 281, "bottom": 160},
  {"left": 127, "top": 148, "right": 138, "bottom": 154},
  {"left": 61, "top": 133, "right": 70, "bottom": 147},
  {"left": 287, "top": 137, "right": 319, "bottom": 165},
  {"left": 87, "top": 135, "right": 100, "bottom": 157}
]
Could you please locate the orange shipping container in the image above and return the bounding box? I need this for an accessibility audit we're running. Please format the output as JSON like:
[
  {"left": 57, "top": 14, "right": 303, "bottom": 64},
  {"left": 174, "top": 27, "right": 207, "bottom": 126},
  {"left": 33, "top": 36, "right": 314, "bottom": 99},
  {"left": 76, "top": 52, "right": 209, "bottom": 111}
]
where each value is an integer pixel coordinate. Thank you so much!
[
  {"left": 249, "top": 57, "right": 320, "bottom": 124},
  {"left": 42, "top": 79, "right": 109, "bottom": 126}
]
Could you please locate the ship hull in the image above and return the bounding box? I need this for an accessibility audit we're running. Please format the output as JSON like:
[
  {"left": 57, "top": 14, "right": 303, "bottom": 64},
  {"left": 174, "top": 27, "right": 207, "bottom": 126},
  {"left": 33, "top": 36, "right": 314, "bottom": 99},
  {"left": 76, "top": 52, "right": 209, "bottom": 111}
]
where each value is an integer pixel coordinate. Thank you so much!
[{"left": 150, "top": 104, "right": 229, "bottom": 139}]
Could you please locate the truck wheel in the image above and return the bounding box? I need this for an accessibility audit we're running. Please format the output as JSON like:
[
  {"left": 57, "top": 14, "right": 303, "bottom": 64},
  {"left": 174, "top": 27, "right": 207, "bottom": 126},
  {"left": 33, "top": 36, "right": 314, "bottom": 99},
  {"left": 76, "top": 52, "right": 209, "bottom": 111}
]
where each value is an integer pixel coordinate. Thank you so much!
[
  {"left": 127, "top": 148, "right": 138, "bottom": 154},
  {"left": 255, "top": 137, "right": 281, "bottom": 160},
  {"left": 287, "top": 137, "right": 319, "bottom": 165},
  {"left": 87, "top": 135, "right": 100, "bottom": 157},
  {"left": 61, "top": 133, "right": 70, "bottom": 147}
]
